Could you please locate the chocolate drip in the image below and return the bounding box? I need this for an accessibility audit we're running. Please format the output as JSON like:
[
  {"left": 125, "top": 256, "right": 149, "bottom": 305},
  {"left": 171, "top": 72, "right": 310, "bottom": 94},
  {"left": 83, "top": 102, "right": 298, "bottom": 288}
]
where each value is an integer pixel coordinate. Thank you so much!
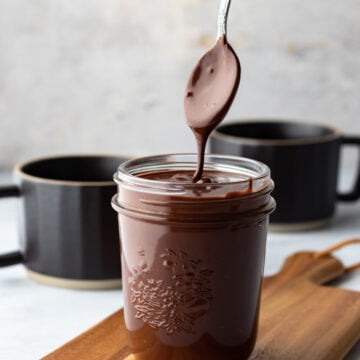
[{"left": 184, "top": 35, "right": 240, "bottom": 182}]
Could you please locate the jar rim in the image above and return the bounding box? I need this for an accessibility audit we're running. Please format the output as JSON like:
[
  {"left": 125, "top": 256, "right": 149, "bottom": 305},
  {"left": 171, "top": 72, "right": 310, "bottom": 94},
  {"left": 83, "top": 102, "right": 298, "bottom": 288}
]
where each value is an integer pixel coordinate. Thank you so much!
[{"left": 114, "top": 153, "right": 271, "bottom": 194}]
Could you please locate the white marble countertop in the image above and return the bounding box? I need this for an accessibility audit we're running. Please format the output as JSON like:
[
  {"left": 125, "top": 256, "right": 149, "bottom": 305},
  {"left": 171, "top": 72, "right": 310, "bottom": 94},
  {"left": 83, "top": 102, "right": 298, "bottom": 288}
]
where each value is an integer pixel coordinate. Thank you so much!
[{"left": 1, "top": 177, "right": 359, "bottom": 359}]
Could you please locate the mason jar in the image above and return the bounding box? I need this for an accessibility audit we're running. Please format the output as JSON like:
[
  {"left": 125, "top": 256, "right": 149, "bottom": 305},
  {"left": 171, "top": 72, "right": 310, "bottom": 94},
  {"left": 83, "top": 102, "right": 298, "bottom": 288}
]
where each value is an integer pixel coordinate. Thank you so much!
[{"left": 112, "top": 154, "right": 275, "bottom": 360}]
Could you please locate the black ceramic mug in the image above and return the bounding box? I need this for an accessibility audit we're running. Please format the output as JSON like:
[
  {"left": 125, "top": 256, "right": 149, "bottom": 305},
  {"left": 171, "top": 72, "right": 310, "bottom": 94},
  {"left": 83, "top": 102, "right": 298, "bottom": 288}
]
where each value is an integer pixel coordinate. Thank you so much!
[
  {"left": 210, "top": 120, "right": 360, "bottom": 231},
  {"left": 0, "top": 154, "right": 129, "bottom": 289}
]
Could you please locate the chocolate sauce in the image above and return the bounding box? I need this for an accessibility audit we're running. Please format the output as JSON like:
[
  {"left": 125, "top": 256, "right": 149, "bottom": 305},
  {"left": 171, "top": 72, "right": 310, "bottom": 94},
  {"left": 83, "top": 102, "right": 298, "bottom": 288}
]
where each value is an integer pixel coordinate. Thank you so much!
[
  {"left": 138, "top": 169, "right": 249, "bottom": 185},
  {"left": 184, "top": 35, "right": 240, "bottom": 182},
  {"left": 112, "top": 156, "right": 275, "bottom": 359},
  {"left": 138, "top": 169, "right": 254, "bottom": 198}
]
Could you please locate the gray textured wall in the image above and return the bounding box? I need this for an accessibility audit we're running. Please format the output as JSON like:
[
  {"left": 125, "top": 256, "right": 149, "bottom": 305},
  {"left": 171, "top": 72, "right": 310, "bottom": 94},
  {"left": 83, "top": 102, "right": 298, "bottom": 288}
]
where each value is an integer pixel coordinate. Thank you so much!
[{"left": 1, "top": 0, "right": 359, "bottom": 169}]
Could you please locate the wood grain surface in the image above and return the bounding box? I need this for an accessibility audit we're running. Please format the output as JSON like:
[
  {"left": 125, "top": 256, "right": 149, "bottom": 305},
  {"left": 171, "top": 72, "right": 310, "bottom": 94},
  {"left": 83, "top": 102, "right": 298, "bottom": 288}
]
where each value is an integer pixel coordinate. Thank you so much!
[{"left": 43, "top": 251, "right": 360, "bottom": 360}]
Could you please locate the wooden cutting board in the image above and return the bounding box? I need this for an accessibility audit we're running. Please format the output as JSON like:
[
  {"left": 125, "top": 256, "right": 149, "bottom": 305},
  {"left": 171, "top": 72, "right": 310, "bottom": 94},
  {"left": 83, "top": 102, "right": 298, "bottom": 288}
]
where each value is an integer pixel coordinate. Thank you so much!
[{"left": 43, "top": 250, "right": 360, "bottom": 360}]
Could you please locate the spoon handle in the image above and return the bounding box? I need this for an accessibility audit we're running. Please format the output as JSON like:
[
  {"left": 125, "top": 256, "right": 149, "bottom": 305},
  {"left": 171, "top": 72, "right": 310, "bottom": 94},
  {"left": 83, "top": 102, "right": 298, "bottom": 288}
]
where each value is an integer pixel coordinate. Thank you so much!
[{"left": 217, "top": 0, "right": 232, "bottom": 39}]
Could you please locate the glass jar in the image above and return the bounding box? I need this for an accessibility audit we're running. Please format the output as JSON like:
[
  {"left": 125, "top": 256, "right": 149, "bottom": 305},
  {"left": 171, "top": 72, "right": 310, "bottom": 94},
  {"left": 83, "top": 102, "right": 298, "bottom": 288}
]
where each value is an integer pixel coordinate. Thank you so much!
[{"left": 112, "top": 154, "right": 275, "bottom": 360}]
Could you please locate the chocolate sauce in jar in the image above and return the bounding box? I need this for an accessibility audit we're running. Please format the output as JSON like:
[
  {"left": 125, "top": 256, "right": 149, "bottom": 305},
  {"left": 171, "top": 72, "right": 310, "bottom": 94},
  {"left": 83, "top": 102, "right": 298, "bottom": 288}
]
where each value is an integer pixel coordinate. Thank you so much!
[{"left": 112, "top": 154, "right": 275, "bottom": 360}]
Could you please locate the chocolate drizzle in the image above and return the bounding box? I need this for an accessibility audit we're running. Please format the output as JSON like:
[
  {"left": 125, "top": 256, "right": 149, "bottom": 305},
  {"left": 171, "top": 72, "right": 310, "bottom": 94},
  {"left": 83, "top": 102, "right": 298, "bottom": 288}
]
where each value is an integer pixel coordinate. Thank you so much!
[{"left": 184, "top": 35, "right": 241, "bottom": 182}]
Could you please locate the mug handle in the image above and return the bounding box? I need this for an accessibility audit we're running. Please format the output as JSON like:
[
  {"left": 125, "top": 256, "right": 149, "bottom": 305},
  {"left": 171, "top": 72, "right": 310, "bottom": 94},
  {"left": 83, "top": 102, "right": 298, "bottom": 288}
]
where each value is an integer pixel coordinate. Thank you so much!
[
  {"left": 0, "top": 185, "right": 23, "bottom": 267},
  {"left": 337, "top": 136, "right": 360, "bottom": 201}
]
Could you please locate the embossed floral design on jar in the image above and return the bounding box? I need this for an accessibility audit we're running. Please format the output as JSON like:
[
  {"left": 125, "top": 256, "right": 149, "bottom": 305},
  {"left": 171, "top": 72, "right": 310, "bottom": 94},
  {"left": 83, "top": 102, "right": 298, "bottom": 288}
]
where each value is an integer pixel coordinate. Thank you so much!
[{"left": 129, "top": 248, "right": 213, "bottom": 335}]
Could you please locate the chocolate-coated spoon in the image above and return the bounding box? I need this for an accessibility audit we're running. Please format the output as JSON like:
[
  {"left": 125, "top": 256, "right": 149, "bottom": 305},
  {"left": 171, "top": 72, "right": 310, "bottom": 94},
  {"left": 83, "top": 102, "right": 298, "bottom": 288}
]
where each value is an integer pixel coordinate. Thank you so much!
[{"left": 184, "top": 0, "right": 241, "bottom": 182}]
